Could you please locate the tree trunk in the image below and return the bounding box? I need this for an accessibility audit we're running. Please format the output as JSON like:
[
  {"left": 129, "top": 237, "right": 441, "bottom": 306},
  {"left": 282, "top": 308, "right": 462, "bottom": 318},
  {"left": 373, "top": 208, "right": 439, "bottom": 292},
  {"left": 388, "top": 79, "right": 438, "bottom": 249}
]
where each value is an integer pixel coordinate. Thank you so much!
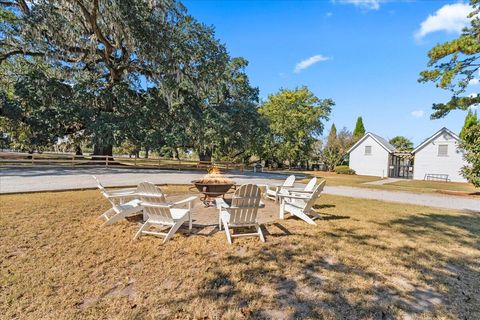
[
  {"left": 198, "top": 148, "right": 212, "bottom": 162},
  {"left": 93, "top": 145, "right": 113, "bottom": 156},
  {"left": 144, "top": 147, "right": 149, "bottom": 159},
  {"left": 93, "top": 145, "right": 114, "bottom": 164},
  {"left": 75, "top": 145, "right": 83, "bottom": 156}
]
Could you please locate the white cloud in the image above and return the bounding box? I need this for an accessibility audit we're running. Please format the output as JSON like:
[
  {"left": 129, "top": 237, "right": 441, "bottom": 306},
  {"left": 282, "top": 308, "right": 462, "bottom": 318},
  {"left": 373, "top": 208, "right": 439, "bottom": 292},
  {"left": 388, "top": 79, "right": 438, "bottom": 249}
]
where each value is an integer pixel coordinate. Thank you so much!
[
  {"left": 335, "top": 0, "right": 382, "bottom": 11},
  {"left": 326, "top": 12, "right": 333, "bottom": 17},
  {"left": 294, "top": 55, "right": 330, "bottom": 73},
  {"left": 469, "top": 78, "right": 480, "bottom": 85},
  {"left": 411, "top": 110, "right": 425, "bottom": 118},
  {"left": 415, "top": 3, "right": 472, "bottom": 40}
]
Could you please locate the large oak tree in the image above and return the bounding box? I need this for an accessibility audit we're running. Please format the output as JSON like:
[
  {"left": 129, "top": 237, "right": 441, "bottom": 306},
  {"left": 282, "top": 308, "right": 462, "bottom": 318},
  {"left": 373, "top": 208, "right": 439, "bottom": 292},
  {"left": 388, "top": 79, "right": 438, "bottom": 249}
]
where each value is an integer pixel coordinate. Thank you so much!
[{"left": 0, "top": 0, "right": 259, "bottom": 160}]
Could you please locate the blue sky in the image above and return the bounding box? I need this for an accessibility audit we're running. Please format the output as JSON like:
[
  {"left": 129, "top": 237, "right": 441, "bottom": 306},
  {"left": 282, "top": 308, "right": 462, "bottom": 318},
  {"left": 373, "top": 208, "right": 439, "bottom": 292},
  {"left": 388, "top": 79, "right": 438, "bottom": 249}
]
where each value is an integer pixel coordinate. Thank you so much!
[{"left": 183, "top": 0, "right": 477, "bottom": 145}]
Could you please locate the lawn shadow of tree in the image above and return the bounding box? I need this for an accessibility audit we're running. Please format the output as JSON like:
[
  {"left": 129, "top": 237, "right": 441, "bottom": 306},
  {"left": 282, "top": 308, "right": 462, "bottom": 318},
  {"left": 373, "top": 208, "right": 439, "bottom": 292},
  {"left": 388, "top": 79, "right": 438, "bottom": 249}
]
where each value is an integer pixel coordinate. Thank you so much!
[{"left": 163, "top": 210, "right": 480, "bottom": 319}]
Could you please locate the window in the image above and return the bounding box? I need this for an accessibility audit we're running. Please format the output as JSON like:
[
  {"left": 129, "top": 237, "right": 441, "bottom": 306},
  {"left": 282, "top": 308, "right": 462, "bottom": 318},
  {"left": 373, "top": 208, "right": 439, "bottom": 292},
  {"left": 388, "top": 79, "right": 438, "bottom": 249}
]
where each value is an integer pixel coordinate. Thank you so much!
[
  {"left": 365, "top": 145, "right": 372, "bottom": 155},
  {"left": 438, "top": 144, "right": 448, "bottom": 157}
]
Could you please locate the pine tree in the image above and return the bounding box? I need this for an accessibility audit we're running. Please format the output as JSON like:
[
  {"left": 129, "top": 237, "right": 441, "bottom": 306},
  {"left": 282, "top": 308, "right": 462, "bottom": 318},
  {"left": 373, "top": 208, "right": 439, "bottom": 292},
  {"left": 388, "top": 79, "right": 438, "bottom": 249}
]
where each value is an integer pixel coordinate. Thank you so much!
[
  {"left": 326, "top": 123, "right": 337, "bottom": 148},
  {"left": 353, "top": 116, "right": 366, "bottom": 139},
  {"left": 460, "top": 110, "right": 478, "bottom": 140}
]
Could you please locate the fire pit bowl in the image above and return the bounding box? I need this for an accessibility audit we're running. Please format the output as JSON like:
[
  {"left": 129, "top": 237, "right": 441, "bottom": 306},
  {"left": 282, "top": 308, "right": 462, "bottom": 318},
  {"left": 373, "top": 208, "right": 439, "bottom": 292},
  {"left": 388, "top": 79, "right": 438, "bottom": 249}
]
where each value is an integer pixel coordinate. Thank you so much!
[
  {"left": 191, "top": 165, "right": 236, "bottom": 206},
  {"left": 192, "top": 181, "right": 235, "bottom": 198}
]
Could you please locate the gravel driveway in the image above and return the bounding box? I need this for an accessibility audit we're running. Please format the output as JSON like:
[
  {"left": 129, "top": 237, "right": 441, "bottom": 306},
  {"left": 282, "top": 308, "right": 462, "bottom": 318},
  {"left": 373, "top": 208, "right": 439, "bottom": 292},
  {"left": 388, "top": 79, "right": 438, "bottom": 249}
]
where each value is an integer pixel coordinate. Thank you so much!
[{"left": 1, "top": 167, "right": 479, "bottom": 211}]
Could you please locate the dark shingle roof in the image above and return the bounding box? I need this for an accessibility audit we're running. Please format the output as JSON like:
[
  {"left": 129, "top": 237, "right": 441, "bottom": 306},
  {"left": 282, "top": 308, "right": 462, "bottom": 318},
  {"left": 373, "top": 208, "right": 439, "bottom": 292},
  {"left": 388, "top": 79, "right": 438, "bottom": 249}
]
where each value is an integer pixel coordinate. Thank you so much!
[
  {"left": 347, "top": 132, "right": 397, "bottom": 154},
  {"left": 369, "top": 133, "right": 396, "bottom": 153}
]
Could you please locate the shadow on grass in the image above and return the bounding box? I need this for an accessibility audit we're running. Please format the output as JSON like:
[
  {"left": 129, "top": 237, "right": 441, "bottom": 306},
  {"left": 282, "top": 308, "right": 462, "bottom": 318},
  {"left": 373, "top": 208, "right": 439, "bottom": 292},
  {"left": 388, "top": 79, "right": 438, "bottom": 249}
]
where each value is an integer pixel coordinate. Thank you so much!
[
  {"left": 170, "top": 210, "right": 480, "bottom": 319},
  {"left": 381, "top": 211, "right": 480, "bottom": 250},
  {"left": 313, "top": 204, "right": 336, "bottom": 209},
  {"left": 320, "top": 213, "right": 350, "bottom": 221}
]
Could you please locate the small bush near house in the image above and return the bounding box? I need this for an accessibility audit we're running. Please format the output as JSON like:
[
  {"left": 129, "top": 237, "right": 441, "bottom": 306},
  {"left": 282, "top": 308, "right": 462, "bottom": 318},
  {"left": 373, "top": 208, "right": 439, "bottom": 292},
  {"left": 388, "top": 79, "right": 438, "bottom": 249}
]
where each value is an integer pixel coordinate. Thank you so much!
[{"left": 335, "top": 165, "right": 355, "bottom": 175}]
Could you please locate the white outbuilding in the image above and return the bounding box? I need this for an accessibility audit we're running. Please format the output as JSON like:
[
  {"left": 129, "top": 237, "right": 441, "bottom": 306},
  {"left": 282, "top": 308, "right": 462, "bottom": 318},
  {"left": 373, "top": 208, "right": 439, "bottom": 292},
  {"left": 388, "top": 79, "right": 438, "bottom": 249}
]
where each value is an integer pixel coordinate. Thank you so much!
[
  {"left": 347, "top": 132, "right": 396, "bottom": 178},
  {"left": 412, "top": 127, "right": 467, "bottom": 183},
  {"left": 347, "top": 127, "right": 468, "bottom": 183}
]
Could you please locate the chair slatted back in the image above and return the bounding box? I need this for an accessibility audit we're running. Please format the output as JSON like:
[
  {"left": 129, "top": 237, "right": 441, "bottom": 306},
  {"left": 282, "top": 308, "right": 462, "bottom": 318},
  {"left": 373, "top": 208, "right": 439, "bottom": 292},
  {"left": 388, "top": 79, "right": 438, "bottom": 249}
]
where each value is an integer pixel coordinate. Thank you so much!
[
  {"left": 92, "top": 175, "right": 105, "bottom": 191},
  {"left": 302, "top": 180, "right": 326, "bottom": 212},
  {"left": 283, "top": 175, "right": 296, "bottom": 187},
  {"left": 137, "top": 182, "right": 166, "bottom": 203},
  {"left": 94, "top": 175, "right": 120, "bottom": 206},
  {"left": 137, "top": 182, "right": 172, "bottom": 224},
  {"left": 229, "top": 184, "right": 261, "bottom": 225},
  {"left": 141, "top": 202, "right": 174, "bottom": 225},
  {"left": 304, "top": 177, "right": 317, "bottom": 192}
]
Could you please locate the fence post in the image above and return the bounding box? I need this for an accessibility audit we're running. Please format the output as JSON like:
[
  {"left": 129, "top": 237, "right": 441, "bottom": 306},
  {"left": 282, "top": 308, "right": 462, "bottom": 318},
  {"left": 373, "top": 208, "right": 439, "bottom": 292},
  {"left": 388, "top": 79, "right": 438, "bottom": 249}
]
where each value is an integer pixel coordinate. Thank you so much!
[
  {"left": 72, "top": 155, "right": 75, "bottom": 167},
  {"left": 31, "top": 154, "right": 34, "bottom": 165},
  {"left": 106, "top": 156, "right": 109, "bottom": 167},
  {"left": 134, "top": 155, "right": 137, "bottom": 167}
]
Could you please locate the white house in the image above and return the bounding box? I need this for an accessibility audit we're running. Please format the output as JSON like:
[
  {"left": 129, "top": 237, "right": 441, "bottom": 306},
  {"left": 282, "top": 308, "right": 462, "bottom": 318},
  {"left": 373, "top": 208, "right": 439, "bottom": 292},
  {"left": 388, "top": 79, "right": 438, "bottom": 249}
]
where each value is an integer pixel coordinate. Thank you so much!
[
  {"left": 347, "top": 127, "right": 468, "bottom": 183},
  {"left": 412, "top": 127, "right": 467, "bottom": 183},
  {"left": 347, "top": 132, "right": 396, "bottom": 178}
]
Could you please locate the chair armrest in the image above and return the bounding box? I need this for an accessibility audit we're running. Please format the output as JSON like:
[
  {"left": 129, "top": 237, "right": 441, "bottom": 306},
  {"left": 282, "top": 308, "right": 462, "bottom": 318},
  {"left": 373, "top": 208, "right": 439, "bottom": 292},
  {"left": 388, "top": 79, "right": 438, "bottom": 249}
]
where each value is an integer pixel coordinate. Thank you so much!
[
  {"left": 277, "top": 194, "right": 310, "bottom": 200},
  {"left": 140, "top": 201, "right": 172, "bottom": 208},
  {"left": 104, "top": 193, "right": 136, "bottom": 199},
  {"left": 290, "top": 190, "right": 314, "bottom": 195},
  {"left": 137, "top": 193, "right": 165, "bottom": 198},
  {"left": 173, "top": 196, "right": 197, "bottom": 206},
  {"left": 216, "top": 198, "right": 229, "bottom": 209},
  {"left": 105, "top": 188, "right": 137, "bottom": 194}
]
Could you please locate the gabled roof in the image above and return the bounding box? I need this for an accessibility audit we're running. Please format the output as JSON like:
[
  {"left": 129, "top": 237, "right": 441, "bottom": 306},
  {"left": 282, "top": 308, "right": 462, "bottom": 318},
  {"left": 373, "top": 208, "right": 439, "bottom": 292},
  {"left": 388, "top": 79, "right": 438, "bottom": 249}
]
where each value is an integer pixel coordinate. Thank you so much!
[
  {"left": 412, "top": 127, "right": 460, "bottom": 154},
  {"left": 347, "top": 132, "right": 396, "bottom": 154}
]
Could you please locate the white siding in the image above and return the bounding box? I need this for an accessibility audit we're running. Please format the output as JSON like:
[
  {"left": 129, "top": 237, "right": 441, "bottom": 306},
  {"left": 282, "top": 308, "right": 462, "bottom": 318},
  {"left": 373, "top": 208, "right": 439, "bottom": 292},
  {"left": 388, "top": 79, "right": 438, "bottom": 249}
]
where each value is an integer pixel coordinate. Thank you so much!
[
  {"left": 413, "top": 132, "right": 467, "bottom": 183},
  {"left": 349, "top": 136, "right": 390, "bottom": 177}
]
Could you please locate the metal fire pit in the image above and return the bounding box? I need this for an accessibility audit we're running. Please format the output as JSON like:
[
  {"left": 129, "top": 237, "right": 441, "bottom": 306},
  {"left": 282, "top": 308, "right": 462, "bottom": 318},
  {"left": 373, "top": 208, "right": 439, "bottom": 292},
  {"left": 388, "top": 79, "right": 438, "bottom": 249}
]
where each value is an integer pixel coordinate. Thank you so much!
[{"left": 191, "top": 180, "right": 235, "bottom": 207}]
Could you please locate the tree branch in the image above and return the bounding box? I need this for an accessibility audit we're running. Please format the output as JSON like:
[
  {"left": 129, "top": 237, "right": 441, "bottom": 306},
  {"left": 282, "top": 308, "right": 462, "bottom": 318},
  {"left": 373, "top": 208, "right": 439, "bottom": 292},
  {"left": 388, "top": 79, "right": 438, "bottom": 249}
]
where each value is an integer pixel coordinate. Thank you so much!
[{"left": 0, "top": 50, "right": 44, "bottom": 63}]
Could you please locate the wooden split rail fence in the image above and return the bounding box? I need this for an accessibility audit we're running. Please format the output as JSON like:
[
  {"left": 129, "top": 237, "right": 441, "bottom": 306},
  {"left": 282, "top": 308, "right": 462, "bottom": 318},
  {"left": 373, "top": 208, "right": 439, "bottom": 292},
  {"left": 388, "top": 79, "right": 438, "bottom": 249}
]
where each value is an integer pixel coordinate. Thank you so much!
[{"left": 0, "top": 152, "right": 244, "bottom": 171}]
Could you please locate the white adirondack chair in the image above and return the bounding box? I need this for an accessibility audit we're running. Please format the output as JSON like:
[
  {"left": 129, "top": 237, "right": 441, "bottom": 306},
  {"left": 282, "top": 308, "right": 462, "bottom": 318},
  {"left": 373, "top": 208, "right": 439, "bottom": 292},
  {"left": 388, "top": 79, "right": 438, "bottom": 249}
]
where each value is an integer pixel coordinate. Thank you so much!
[
  {"left": 93, "top": 175, "right": 137, "bottom": 204},
  {"left": 136, "top": 182, "right": 167, "bottom": 220},
  {"left": 290, "top": 177, "right": 317, "bottom": 195},
  {"left": 134, "top": 184, "right": 196, "bottom": 243},
  {"left": 265, "top": 174, "right": 296, "bottom": 202},
  {"left": 98, "top": 195, "right": 143, "bottom": 226},
  {"left": 98, "top": 181, "right": 166, "bottom": 226},
  {"left": 278, "top": 180, "right": 326, "bottom": 225},
  {"left": 217, "top": 184, "right": 265, "bottom": 244}
]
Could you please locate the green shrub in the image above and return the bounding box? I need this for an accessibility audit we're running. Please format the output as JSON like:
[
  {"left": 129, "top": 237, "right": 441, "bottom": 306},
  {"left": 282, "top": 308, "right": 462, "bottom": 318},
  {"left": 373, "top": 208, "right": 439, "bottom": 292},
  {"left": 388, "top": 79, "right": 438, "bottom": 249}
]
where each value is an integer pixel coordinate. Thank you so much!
[{"left": 334, "top": 165, "right": 355, "bottom": 175}]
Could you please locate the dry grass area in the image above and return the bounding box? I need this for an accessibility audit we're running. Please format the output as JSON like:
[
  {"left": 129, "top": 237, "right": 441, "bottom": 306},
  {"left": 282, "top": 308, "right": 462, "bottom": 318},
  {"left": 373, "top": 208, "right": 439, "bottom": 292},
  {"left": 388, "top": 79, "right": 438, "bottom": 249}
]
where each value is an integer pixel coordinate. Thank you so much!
[
  {"left": 306, "top": 171, "right": 479, "bottom": 196},
  {"left": 385, "top": 179, "right": 479, "bottom": 195},
  {"left": 306, "top": 171, "right": 380, "bottom": 187},
  {"left": 1, "top": 187, "right": 479, "bottom": 319}
]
